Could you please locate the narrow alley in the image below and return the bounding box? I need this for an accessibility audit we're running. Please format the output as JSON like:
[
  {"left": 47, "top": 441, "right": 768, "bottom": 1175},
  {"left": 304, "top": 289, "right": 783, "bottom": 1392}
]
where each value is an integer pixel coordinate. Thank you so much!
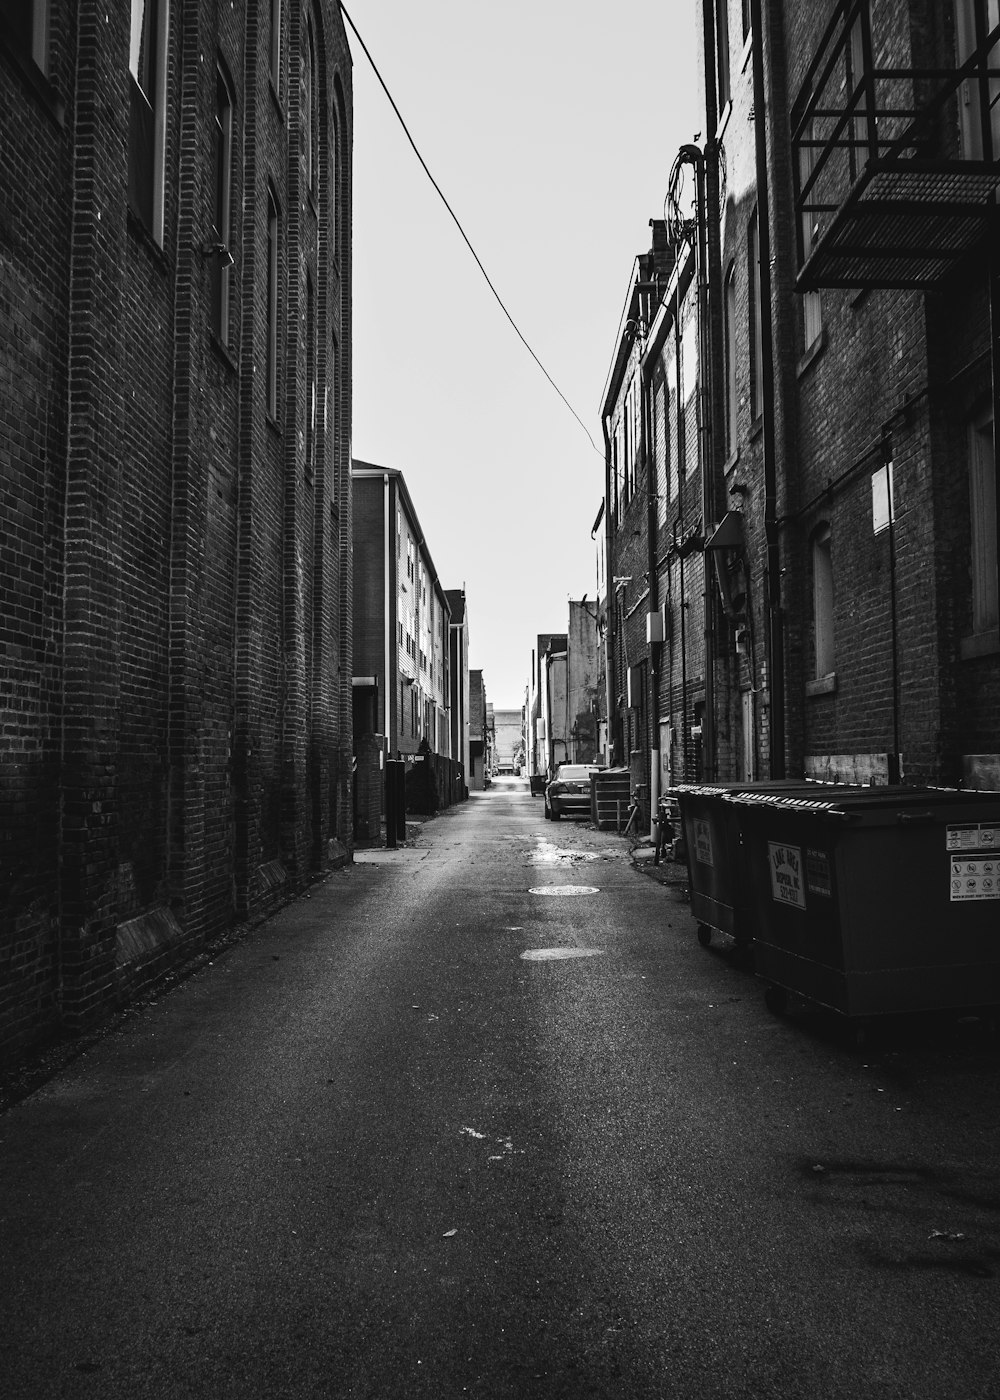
[{"left": 1, "top": 781, "right": 998, "bottom": 1399}]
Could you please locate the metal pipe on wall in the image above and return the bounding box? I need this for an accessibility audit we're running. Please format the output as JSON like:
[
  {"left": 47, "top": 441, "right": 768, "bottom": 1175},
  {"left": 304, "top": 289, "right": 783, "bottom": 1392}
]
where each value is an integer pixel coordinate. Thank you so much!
[{"left": 749, "top": 0, "right": 786, "bottom": 778}]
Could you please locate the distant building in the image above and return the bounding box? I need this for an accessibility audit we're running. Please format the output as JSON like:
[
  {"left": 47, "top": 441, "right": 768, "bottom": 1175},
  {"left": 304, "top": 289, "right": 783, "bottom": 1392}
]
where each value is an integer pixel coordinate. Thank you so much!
[
  {"left": 527, "top": 634, "right": 567, "bottom": 790},
  {"left": 352, "top": 463, "right": 453, "bottom": 762},
  {"left": 0, "top": 1, "right": 353, "bottom": 1056},
  {"left": 445, "top": 589, "right": 471, "bottom": 797},
  {"left": 469, "top": 670, "right": 489, "bottom": 790},
  {"left": 493, "top": 710, "right": 524, "bottom": 773}
]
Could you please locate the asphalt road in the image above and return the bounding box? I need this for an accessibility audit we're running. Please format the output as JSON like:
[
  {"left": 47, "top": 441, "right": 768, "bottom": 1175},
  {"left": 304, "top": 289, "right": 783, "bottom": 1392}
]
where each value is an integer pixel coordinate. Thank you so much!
[{"left": 1, "top": 778, "right": 999, "bottom": 1399}]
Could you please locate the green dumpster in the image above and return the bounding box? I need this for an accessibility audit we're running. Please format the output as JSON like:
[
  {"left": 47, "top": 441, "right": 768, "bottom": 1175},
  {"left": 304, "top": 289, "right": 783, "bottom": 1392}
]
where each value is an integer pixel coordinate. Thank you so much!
[
  {"left": 727, "top": 785, "right": 1000, "bottom": 1021},
  {"left": 671, "top": 782, "right": 835, "bottom": 948}
]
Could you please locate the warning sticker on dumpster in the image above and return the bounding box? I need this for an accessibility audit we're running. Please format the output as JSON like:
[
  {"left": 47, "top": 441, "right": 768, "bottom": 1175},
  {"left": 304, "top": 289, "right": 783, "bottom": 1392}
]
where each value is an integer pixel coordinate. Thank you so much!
[
  {"left": 946, "top": 824, "right": 1000, "bottom": 852},
  {"left": 769, "top": 842, "right": 806, "bottom": 909},
  {"left": 950, "top": 856, "right": 1000, "bottom": 902},
  {"left": 693, "top": 819, "right": 714, "bottom": 868},
  {"left": 806, "top": 848, "right": 832, "bottom": 898}
]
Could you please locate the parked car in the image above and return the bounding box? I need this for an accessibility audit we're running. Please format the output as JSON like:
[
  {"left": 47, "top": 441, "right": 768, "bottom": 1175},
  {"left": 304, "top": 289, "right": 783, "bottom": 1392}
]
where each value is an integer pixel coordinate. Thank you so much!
[{"left": 544, "top": 763, "right": 602, "bottom": 820}]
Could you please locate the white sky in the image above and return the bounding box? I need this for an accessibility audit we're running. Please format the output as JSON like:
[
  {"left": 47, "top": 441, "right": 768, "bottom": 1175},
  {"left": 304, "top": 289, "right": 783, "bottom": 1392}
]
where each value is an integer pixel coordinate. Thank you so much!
[{"left": 349, "top": 0, "right": 702, "bottom": 709}]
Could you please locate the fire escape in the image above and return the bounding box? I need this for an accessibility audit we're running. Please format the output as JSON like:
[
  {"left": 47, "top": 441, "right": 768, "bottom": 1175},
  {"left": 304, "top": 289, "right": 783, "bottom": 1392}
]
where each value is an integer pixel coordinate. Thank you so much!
[{"left": 792, "top": 0, "right": 1000, "bottom": 291}]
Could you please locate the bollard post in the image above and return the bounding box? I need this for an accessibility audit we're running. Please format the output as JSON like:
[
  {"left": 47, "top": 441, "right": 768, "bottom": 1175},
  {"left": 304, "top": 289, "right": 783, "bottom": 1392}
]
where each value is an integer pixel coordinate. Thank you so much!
[
  {"left": 395, "top": 761, "right": 407, "bottom": 841},
  {"left": 385, "top": 759, "right": 398, "bottom": 848}
]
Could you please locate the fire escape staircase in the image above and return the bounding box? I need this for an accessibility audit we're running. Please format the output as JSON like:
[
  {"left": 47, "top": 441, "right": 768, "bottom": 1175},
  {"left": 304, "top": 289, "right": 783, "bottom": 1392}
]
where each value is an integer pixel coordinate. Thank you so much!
[{"left": 793, "top": 0, "right": 1000, "bottom": 291}]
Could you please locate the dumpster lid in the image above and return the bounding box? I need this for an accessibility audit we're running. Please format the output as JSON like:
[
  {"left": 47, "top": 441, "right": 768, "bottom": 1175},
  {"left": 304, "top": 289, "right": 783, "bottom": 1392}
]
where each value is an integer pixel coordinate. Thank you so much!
[{"left": 723, "top": 784, "right": 1000, "bottom": 821}]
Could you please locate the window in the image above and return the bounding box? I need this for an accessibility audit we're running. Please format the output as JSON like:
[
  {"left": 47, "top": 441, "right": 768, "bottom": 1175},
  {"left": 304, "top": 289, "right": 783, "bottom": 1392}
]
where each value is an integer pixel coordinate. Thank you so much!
[
  {"left": 305, "top": 271, "right": 316, "bottom": 477},
  {"left": 724, "top": 263, "right": 737, "bottom": 456},
  {"left": 812, "top": 524, "right": 834, "bottom": 678},
  {"left": 957, "top": 0, "right": 1000, "bottom": 162},
  {"left": 266, "top": 192, "right": 279, "bottom": 418},
  {"left": 302, "top": 11, "right": 318, "bottom": 194},
  {"left": 211, "top": 65, "right": 234, "bottom": 344},
  {"left": 716, "top": 0, "right": 731, "bottom": 112},
  {"left": 129, "top": 0, "right": 169, "bottom": 240},
  {"left": 269, "top": 0, "right": 282, "bottom": 93},
  {"left": 798, "top": 125, "right": 823, "bottom": 348},
  {"left": 748, "top": 209, "right": 764, "bottom": 422},
  {"left": 969, "top": 416, "right": 999, "bottom": 635},
  {"left": 331, "top": 101, "right": 340, "bottom": 254},
  {"left": 5, "top": 0, "right": 48, "bottom": 72}
]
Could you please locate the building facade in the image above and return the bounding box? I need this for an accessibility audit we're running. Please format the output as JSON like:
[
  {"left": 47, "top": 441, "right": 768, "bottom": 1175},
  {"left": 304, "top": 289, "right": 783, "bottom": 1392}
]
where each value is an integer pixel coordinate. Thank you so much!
[
  {"left": 352, "top": 463, "right": 452, "bottom": 763},
  {"left": 711, "top": 0, "right": 1000, "bottom": 788},
  {"left": 469, "top": 670, "right": 489, "bottom": 790},
  {"left": 603, "top": 0, "right": 1000, "bottom": 812},
  {"left": 0, "top": 1, "right": 354, "bottom": 1056},
  {"left": 445, "top": 588, "right": 471, "bottom": 796}
]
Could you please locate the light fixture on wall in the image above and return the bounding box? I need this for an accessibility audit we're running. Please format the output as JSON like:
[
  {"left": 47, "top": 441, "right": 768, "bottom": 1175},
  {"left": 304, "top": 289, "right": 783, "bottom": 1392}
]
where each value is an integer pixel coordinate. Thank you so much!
[{"left": 201, "top": 241, "right": 235, "bottom": 267}]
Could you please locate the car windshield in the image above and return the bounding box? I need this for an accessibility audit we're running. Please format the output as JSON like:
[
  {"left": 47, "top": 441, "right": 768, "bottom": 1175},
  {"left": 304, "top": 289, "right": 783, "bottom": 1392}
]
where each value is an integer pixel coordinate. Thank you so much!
[{"left": 555, "top": 765, "right": 597, "bottom": 780}]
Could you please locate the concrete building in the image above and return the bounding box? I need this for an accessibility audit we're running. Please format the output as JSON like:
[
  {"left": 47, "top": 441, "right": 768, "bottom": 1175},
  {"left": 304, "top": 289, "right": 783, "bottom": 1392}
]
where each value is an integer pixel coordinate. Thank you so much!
[
  {"left": 492, "top": 709, "right": 524, "bottom": 773},
  {"left": 0, "top": 1, "right": 353, "bottom": 1056}
]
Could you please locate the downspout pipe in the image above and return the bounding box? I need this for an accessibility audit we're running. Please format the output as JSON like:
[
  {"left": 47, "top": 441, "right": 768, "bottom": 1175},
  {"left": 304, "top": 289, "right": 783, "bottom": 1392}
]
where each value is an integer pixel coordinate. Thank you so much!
[
  {"left": 675, "top": 142, "right": 716, "bottom": 781},
  {"left": 641, "top": 336, "right": 660, "bottom": 839},
  {"left": 750, "top": 0, "right": 786, "bottom": 778},
  {"left": 602, "top": 416, "right": 619, "bottom": 766}
]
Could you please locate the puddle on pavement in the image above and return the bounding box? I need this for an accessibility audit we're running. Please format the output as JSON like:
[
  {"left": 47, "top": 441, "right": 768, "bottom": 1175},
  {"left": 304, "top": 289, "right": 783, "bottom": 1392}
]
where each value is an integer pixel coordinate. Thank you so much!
[
  {"left": 520, "top": 947, "right": 605, "bottom": 961},
  {"left": 527, "top": 839, "right": 616, "bottom": 865},
  {"left": 528, "top": 885, "right": 600, "bottom": 897}
]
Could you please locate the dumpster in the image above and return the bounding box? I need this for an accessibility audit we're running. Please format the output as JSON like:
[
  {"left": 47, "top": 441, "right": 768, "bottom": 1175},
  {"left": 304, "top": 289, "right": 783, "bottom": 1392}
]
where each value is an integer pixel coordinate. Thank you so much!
[
  {"left": 727, "top": 785, "right": 1000, "bottom": 1022},
  {"left": 671, "top": 781, "right": 836, "bottom": 948}
]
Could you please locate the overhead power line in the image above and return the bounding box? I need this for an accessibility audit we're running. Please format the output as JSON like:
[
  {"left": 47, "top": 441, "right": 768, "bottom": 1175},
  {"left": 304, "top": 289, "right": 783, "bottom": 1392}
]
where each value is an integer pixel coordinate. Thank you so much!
[{"left": 339, "top": 2, "right": 603, "bottom": 458}]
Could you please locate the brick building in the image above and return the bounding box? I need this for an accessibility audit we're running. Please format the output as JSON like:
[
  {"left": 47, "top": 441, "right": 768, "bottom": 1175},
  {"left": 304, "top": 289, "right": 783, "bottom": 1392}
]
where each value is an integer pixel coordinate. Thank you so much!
[
  {"left": 469, "top": 670, "right": 489, "bottom": 790},
  {"left": 707, "top": 0, "right": 999, "bottom": 788},
  {"left": 603, "top": 0, "right": 999, "bottom": 808},
  {"left": 0, "top": 2, "right": 353, "bottom": 1056},
  {"left": 445, "top": 588, "right": 471, "bottom": 796}
]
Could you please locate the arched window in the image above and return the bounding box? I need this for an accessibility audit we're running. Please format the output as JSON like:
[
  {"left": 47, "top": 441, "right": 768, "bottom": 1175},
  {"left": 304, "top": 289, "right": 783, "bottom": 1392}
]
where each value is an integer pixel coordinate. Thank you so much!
[
  {"left": 269, "top": 0, "right": 282, "bottom": 93},
  {"left": 302, "top": 10, "right": 319, "bottom": 195},
  {"left": 811, "top": 524, "right": 834, "bottom": 678}
]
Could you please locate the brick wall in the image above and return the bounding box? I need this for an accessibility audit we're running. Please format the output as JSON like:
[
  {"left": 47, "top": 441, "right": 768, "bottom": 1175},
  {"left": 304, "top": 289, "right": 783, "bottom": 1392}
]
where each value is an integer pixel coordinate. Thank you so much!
[{"left": 0, "top": 0, "right": 354, "bottom": 1058}]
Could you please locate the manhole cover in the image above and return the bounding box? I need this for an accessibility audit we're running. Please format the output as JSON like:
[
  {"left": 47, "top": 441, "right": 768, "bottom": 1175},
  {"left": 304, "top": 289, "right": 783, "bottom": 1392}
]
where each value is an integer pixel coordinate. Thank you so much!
[
  {"left": 528, "top": 885, "right": 600, "bottom": 896},
  {"left": 521, "top": 948, "right": 605, "bottom": 961}
]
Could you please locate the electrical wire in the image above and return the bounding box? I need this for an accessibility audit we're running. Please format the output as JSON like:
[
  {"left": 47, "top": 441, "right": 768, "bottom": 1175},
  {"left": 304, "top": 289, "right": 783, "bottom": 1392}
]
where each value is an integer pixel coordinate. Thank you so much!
[{"left": 339, "top": 2, "right": 602, "bottom": 458}]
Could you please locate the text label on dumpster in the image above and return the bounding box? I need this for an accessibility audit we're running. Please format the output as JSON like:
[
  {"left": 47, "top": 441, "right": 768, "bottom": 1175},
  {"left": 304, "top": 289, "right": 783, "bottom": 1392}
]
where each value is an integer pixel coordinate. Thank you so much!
[
  {"left": 769, "top": 842, "right": 806, "bottom": 909},
  {"left": 693, "top": 819, "right": 714, "bottom": 868},
  {"left": 950, "top": 856, "right": 999, "bottom": 902},
  {"left": 946, "top": 823, "right": 999, "bottom": 852}
]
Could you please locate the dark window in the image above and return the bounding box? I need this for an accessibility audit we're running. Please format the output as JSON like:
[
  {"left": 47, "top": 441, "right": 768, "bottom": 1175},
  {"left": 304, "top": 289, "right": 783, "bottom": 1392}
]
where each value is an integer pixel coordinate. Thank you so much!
[
  {"left": 812, "top": 524, "right": 834, "bottom": 677},
  {"left": 211, "top": 65, "right": 234, "bottom": 343},
  {"left": 748, "top": 209, "right": 763, "bottom": 422},
  {"left": 716, "top": 0, "right": 731, "bottom": 111},
  {"left": 5, "top": 0, "right": 48, "bottom": 71},
  {"left": 266, "top": 192, "right": 279, "bottom": 418},
  {"left": 129, "top": 0, "right": 166, "bottom": 238},
  {"left": 269, "top": 0, "right": 282, "bottom": 92},
  {"left": 724, "top": 263, "right": 737, "bottom": 455},
  {"left": 303, "top": 12, "right": 319, "bottom": 194},
  {"left": 305, "top": 271, "right": 316, "bottom": 478}
]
